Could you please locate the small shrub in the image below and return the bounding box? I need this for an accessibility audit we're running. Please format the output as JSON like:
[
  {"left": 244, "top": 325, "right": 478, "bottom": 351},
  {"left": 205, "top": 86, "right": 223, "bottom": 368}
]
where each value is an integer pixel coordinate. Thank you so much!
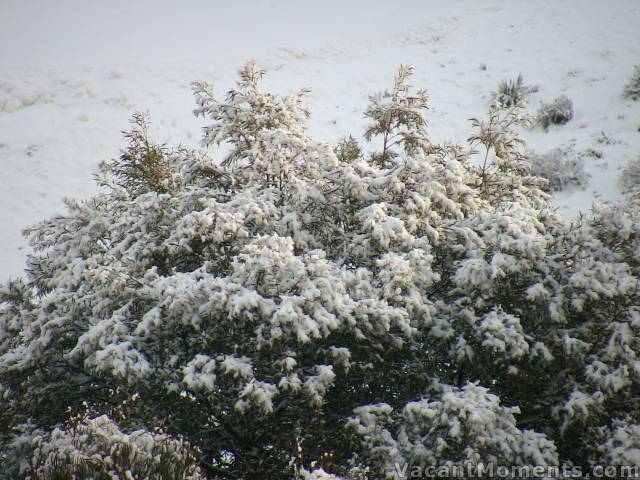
[
  {"left": 537, "top": 95, "right": 573, "bottom": 130},
  {"left": 619, "top": 156, "right": 640, "bottom": 195},
  {"left": 528, "top": 147, "right": 589, "bottom": 192},
  {"left": 493, "top": 74, "right": 537, "bottom": 108},
  {"left": 334, "top": 135, "right": 361, "bottom": 163},
  {"left": 623, "top": 65, "right": 640, "bottom": 100}
]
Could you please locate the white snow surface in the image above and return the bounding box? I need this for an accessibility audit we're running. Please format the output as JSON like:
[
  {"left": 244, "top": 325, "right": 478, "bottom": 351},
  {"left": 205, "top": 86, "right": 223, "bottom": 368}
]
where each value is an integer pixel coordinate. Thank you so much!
[{"left": 1, "top": 0, "right": 639, "bottom": 279}]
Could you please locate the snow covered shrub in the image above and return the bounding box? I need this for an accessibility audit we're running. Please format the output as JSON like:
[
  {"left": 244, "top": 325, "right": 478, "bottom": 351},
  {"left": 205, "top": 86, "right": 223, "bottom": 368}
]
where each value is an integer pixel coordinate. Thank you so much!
[
  {"left": 2, "top": 61, "right": 640, "bottom": 479},
  {"left": 493, "top": 74, "right": 536, "bottom": 108},
  {"left": 537, "top": 95, "right": 573, "bottom": 129},
  {"left": 528, "top": 147, "right": 589, "bottom": 192},
  {"left": 618, "top": 155, "right": 640, "bottom": 195},
  {"left": 28, "top": 413, "right": 205, "bottom": 480},
  {"left": 623, "top": 65, "right": 640, "bottom": 100}
]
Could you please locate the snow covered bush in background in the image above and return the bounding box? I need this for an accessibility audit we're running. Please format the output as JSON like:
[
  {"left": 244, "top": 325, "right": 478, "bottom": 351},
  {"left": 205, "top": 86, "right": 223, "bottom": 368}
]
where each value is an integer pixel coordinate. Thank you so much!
[
  {"left": 1, "top": 62, "right": 640, "bottom": 479},
  {"left": 537, "top": 95, "right": 574, "bottom": 130},
  {"left": 493, "top": 74, "right": 537, "bottom": 108},
  {"left": 528, "top": 147, "right": 589, "bottom": 192},
  {"left": 622, "top": 65, "right": 640, "bottom": 100},
  {"left": 618, "top": 155, "right": 640, "bottom": 195}
]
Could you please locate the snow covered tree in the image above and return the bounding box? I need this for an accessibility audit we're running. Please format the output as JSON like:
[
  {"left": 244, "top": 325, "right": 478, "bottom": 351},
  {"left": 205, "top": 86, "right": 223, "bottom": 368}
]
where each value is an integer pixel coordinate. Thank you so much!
[
  {"left": 100, "top": 111, "right": 182, "bottom": 197},
  {"left": 1, "top": 62, "right": 639, "bottom": 479}
]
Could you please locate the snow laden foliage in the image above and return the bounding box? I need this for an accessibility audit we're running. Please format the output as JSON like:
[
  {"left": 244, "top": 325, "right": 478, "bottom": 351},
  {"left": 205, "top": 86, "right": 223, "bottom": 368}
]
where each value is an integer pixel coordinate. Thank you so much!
[
  {"left": 27, "top": 411, "right": 204, "bottom": 480},
  {"left": 348, "top": 383, "right": 557, "bottom": 478},
  {"left": 593, "top": 418, "right": 640, "bottom": 467},
  {"left": 1, "top": 62, "right": 640, "bottom": 479}
]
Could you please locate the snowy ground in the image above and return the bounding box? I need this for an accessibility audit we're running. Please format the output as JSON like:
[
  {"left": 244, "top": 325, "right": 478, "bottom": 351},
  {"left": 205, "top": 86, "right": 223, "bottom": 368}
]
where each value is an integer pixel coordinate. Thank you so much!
[{"left": 1, "top": 0, "right": 639, "bottom": 280}]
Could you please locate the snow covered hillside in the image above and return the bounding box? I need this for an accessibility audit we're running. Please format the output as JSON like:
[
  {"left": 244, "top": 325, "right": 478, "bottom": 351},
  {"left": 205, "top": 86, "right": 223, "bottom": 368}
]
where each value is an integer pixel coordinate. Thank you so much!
[{"left": 1, "top": 0, "right": 639, "bottom": 279}]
